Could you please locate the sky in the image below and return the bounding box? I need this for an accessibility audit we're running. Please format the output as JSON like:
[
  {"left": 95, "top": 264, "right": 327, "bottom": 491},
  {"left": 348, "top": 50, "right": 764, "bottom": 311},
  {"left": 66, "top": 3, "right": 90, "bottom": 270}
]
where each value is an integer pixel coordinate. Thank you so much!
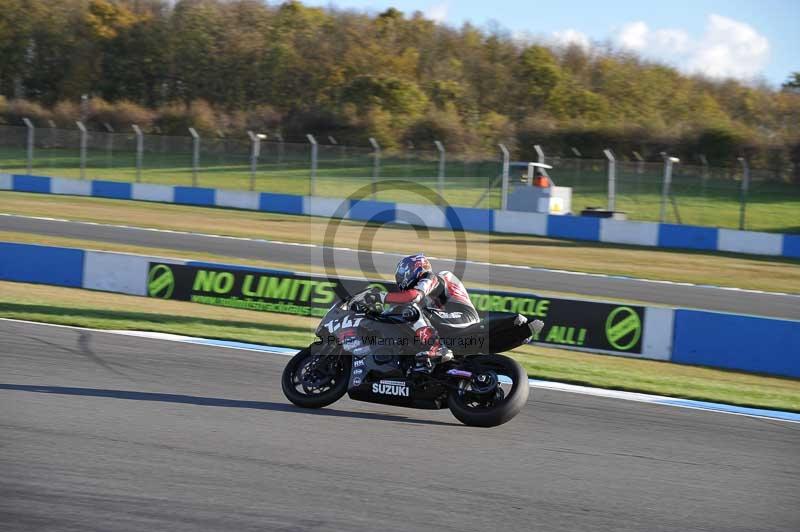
[{"left": 299, "top": 0, "right": 799, "bottom": 86}]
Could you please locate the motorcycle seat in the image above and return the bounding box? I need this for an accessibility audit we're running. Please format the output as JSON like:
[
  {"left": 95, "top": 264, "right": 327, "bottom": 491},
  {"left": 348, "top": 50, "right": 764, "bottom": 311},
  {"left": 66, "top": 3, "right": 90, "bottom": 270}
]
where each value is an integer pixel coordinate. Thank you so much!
[{"left": 434, "top": 312, "right": 516, "bottom": 339}]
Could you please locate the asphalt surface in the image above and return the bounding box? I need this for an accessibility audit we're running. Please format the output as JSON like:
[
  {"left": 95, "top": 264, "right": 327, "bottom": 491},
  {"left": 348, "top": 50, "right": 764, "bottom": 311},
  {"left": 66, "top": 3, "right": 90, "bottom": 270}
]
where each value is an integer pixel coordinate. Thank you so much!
[
  {"left": 2, "top": 214, "right": 799, "bottom": 319},
  {"left": 1, "top": 320, "right": 798, "bottom": 532}
]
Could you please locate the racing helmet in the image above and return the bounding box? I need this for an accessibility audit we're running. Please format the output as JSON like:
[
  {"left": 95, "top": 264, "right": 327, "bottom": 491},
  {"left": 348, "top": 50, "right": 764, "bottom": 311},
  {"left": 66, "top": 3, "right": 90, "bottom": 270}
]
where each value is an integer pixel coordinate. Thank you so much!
[{"left": 394, "top": 253, "right": 432, "bottom": 290}]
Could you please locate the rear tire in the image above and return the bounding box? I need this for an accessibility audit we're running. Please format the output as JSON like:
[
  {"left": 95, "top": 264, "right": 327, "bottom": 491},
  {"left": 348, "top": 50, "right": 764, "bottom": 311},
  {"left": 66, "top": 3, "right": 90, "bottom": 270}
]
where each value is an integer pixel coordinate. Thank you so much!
[
  {"left": 281, "top": 347, "right": 350, "bottom": 409},
  {"left": 447, "top": 354, "right": 529, "bottom": 427}
]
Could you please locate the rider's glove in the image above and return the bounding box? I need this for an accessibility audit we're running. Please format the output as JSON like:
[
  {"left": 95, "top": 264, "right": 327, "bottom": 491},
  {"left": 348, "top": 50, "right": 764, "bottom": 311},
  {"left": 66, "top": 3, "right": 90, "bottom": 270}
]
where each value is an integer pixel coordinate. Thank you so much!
[
  {"left": 362, "top": 289, "right": 385, "bottom": 315},
  {"left": 352, "top": 288, "right": 385, "bottom": 315}
]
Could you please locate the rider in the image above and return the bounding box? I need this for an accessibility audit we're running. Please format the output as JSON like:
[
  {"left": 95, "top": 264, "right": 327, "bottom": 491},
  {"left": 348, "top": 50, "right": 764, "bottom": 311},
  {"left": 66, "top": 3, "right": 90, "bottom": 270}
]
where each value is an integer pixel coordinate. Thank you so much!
[
  {"left": 396, "top": 254, "right": 481, "bottom": 369},
  {"left": 375, "top": 253, "right": 544, "bottom": 369}
]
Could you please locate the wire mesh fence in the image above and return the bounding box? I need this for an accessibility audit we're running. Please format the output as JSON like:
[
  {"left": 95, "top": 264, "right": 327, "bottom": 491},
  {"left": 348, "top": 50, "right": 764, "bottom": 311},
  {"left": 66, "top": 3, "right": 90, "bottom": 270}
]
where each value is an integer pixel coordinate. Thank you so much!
[{"left": 0, "top": 123, "right": 797, "bottom": 232}]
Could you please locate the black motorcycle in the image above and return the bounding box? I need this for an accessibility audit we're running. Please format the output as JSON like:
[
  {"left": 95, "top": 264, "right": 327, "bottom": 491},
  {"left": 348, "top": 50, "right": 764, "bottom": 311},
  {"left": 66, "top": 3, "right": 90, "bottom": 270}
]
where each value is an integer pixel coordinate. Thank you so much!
[{"left": 281, "top": 289, "right": 536, "bottom": 427}]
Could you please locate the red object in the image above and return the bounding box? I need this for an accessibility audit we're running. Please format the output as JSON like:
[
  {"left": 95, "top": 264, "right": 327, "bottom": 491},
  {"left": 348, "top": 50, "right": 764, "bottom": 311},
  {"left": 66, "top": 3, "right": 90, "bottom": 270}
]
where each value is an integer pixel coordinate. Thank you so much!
[
  {"left": 534, "top": 176, "right": 550, "bottom": 187},
  {"left": 337, "top": 329, "right": 357, "bottom": 342},
  {"left": 415, "top": 326, "right": 437, "bottom": 348},
  {"left": 439, "top": 271, "right": 470, "bottom": 305},
  {"left": 386, "top": 288, "right": 423, "bottom": 304}
]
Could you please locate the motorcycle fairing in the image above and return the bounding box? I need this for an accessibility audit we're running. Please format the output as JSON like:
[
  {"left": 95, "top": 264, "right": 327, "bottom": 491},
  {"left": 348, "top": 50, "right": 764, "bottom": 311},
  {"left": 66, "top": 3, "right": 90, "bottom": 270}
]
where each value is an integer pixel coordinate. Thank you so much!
[{"left": 347, "top": 355, "right": 447, "bottom": 409}]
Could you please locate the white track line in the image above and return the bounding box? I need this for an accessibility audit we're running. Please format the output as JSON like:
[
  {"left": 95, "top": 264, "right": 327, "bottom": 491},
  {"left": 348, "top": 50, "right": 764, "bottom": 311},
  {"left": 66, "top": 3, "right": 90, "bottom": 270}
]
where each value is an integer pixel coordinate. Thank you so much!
[
  {"left": 2, "top": 213, "right": 797, "bottom": 299},
  {"left": 2, "top": 318, "right": 798, "bottom": 424}
]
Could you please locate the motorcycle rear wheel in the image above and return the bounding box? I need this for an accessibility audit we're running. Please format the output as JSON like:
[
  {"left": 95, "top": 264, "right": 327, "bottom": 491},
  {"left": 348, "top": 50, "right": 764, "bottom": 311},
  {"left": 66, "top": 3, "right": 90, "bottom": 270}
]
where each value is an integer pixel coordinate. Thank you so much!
[
  {"left": 447, "top": 354, "right": 529, "bottom": 427},
  {"left": 281, "top": 347, "right": 351, "bottom": 409}
]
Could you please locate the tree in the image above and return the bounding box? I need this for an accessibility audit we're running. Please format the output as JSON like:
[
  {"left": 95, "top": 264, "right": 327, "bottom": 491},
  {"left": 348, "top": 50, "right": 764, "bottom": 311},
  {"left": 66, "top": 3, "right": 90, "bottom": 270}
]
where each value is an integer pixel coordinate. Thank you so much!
[
  {"left": 0, "top": 0, "right": 795, "bottom": 169},
  {"left": 782, "top": 72, "right": 800, "bottom": 93},
  {"left": 517, "top": 45, "right": 563, "bottom": 111}
]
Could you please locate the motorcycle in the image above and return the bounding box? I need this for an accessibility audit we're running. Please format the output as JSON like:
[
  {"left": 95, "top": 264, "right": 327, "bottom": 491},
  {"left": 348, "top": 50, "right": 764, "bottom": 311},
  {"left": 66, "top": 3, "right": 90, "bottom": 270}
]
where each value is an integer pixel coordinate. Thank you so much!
[{"left": 281, "top": 288, "right": 537, "bottom": 427}]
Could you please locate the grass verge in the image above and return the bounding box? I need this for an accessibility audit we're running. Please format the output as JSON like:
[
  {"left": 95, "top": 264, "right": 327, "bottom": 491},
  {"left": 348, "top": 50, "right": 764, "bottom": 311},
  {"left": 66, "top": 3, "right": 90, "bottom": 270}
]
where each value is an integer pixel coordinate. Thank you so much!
[
  {"left": 2, "top": 192, "right": 799, "bottom": 293},
  {"left": 1, "top": 280, "right": 797, "bottom": 412}
]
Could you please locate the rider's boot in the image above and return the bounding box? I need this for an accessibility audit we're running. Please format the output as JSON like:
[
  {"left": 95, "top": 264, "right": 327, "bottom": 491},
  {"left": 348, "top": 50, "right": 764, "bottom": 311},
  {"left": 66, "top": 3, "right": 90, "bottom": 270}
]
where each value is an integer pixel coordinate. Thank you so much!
[
  {"left": 412, "top": 339, "right": 453, "bottom": 374},
  {"left": 529, "top": 319, "right": 545, "bottom": 336},
  {"left": 515, "top": 314, "right": 545, "bottom": 343}
]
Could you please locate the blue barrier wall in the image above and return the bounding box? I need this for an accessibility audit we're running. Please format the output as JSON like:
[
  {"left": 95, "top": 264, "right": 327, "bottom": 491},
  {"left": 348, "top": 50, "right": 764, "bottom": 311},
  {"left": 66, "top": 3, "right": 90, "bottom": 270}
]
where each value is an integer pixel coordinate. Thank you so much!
[
  {"left": 547, "top": 214, "right": 600, "bottom": 241},
  {"left": 174, "top": 186, "right": 215, "bottom": 206},
  {"left": 672, "top": 310, "right": 800, "bottom": 378},
  {"left": 0, "top": 242, "right": 84, "bottom": 287},
  {"left": 658, "top": 224, "right": 719, "bottom": 251},
  {"left": 783, "top": 235, "right": 800, "bottom": 259},
  {"left": 259, "top": 193, "right": 304, "bottom": 215},
  {"left": 91, "top": 180, "right": 132, "bottom": 200},
  {"left": 13, "top": 174, "right": 50, "bottom": 193},
  {"left": 446, "top": 207, "right": 494, "bottom": 232},
  {"left": 348, "top": 199, "right": 395, "bottom": 224},
  {"left": 3, "top": 174, "right": 799, "bottom": 259}
]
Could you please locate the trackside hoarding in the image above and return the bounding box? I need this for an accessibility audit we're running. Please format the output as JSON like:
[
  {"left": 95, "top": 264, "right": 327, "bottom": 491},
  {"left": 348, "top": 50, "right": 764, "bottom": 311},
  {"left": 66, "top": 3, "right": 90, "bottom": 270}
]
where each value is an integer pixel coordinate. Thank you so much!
[{"left": 147, "top": 262, "right": 645, "bottom": 355}]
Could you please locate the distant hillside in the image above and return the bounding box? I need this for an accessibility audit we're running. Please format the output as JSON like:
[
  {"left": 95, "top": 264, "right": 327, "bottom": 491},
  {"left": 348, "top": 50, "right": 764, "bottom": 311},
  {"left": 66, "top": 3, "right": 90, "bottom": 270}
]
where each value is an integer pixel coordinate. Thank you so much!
[{"left": 1, "top": 0, "right": 798, "bottom": 178}]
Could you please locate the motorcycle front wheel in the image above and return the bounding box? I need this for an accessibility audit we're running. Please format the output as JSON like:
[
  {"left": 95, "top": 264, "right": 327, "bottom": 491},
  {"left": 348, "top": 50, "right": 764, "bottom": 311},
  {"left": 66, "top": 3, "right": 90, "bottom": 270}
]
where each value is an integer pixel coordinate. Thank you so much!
[
  {"left": 281, "top": 347, "right": 351, "bottom": 409},
  {"left": 447, "top": 354, "right": 529, "bottom": 427}
]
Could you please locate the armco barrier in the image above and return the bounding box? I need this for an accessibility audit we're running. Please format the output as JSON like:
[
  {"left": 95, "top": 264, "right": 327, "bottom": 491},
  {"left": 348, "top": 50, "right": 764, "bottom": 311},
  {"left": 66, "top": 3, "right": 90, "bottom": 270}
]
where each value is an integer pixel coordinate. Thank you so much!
[
  {"left": 0, "top": 242, "right": 85, "bottom": 287},
  {"left": 2, "top": 174, "right": 798, "bottom": 259},
  {"left": 0, "top": 241, "right": 672, "bottom": 361},
  {"left": 3, "top": 241, "right": 800, "bottom": 377},
  {"left": 784, "top": 235, "right": 800, "bottom": 259},
  {"left": 91, "top": 180, "right": 132, "bottom": 200},
  {"left": 152, "top": 261, "right": 658, "bottom": 356},
  {"left": 658, "top": 223, "right": 718, "bottom": 251},
  {"left": 672, "top": 310, "right": 800, "bottom": 378}
]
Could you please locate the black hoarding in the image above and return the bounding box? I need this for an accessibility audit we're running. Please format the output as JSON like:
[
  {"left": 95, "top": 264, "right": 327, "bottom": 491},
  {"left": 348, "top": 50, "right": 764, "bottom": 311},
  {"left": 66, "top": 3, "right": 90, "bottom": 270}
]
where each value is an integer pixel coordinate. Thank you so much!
[{"left": 147, "top": 262, "right": 645, "bottom": 354}]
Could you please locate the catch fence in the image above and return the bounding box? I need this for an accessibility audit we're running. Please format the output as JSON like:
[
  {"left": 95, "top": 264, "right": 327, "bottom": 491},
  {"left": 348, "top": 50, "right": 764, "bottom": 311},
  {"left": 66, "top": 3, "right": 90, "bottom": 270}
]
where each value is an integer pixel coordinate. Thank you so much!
[{"left": 0, "top": 123, "right": 796, "bottom": 232}]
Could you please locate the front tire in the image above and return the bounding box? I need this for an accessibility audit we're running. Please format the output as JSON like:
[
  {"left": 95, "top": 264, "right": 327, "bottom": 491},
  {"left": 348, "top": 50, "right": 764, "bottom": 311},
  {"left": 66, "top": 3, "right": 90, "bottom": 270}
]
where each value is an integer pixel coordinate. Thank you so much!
[
  {"left": 447, "top": 354, "right": 529, "bottom": 427},
  {"left": 281, "top": 347, "right": 350, "bottom": 409}
]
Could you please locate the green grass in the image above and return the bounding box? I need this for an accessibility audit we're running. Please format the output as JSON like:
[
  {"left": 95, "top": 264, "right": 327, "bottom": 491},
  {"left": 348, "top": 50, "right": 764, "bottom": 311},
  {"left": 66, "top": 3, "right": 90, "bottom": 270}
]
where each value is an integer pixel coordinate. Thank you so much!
[
  {"left": 0, "top": 145, "right": 502, "bottom": 210},
  {"left": 3, "top": 191, "right": 799, "bottom": 294},
  {"left": 2, "top": 145, "right": 798, "bottom": 232},
  {"left": 1, "top": 280, "right": 798, "bottom": 412}
]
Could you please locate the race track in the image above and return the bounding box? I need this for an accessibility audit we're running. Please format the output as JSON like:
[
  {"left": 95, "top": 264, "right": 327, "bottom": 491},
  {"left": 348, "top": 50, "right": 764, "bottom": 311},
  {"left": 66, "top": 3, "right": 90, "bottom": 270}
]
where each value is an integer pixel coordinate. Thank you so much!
[
  {"left": 1, "top": 320, "right": 798, "bottom": 532},
  {"left": 2, "top": 214, "right": 799, "bottom": 319}
]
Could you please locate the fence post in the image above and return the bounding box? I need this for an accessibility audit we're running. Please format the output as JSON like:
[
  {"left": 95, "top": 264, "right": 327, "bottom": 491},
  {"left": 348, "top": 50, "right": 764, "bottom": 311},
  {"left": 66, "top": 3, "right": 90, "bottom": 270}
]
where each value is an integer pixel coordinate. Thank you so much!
[
  {"left": 22, "top": 118, "right": 34, "bottom": 174},
  {"left": 571, "top": 147, "right": 582, "bottom": 187},
  {"left": 632, "top": 151, "right": 644, "bottom": 175},
  {"left": 698, "top": 154, "right": 709, "bottom": 210},
  {"left": 132, "top": 124, "right": 143, "bottom": 183},
  {"left": 660, "top": 155, "right": 679, "bottom": 222},
  {"left": 532, "top": 145, "right": 546, "bottom": 187},
  {"left": 247, "top": 131, "right": 261, "bottom": 191},
  {"left": 80, "top": 94, "right": 89, "bottom": 121},
  {"left": 499, "top": 143, "right": 510, "bottom": 211},
  {"left": 336, "top": 137, "right": 347, "bottom": 169},
  {"left": 188, "top": 127, "right": 199, "bottom": 186},
  {"left": 738, "top": 157, "right": 750, "bottom": 230},
  {"left": 699, "top": 154, "right": 710, "bottom": 180},
  {"left": 603, "top": 149, "right": 616, "bottom": 211},
  {"left": 275, "top": 132, "right": 284, "bottom": 164},
  {"left": 47, "top": 119, "right": 57, "bottom": 151},
  {"left": 76, "top": 121, "right": 87, "bottom": 180},
  {"left": 103, "top": 123, "right": 114, "bottom": 169},
  {"left": 307, "top": 134, "right": 318, "bottom": 196},
  {"left": 405, "top": 141, "right": 414, "bottom": 178},
  {"left": 534, "top": 144, "right": 545, "bottom": 166},
  {"left": 434, "top": 140, "right": 445, "bottom": 198},
  {"left": 154, "top": 126, "right": 166, "bottom": 154},
  {"left": 369, "top": 137, "right": 380, "bottom": 199}
]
